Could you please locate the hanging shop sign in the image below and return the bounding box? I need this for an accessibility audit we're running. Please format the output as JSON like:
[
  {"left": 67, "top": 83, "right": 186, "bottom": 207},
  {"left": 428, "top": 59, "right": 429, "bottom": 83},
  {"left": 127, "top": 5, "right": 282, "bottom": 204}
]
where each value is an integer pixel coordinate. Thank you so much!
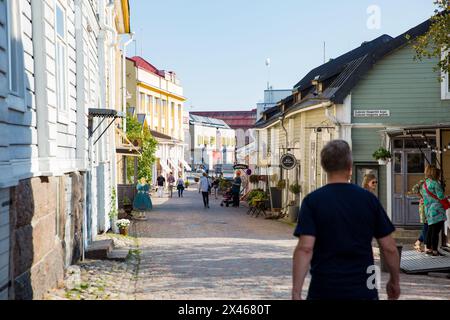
[
  {"left": 233, "top": 164, "right": 249, "bottom": 170},
  {"left": 280, "top": 153, "right": 297, "bottom": 170}
]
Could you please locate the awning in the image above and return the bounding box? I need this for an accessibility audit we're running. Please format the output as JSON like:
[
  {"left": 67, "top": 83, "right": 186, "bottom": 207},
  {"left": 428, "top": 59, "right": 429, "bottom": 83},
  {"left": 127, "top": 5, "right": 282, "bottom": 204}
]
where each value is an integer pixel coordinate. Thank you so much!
[
  {"left": 180, "top": 159, "right": 192, "bottom": 171},
  {"left": 168, "top": 158, "right": 179, "bottom": 171},
  {"left": 115, "top": 127, "right": 142, "bottom": 156},
  {"left": 160, "top": 161, "right": 171, "bottom": 174},
  {"left": 383, "top": 123, "right": 450, "bottom": 136}
]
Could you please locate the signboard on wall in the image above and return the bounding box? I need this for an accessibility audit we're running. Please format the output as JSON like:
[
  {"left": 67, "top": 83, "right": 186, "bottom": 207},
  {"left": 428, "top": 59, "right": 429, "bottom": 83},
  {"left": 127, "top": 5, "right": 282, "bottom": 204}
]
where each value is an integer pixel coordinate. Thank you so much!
[
  {"left": 280, "top": 153, "right": 297, "bottom": 170},
  {"left": 354, "top": 110, "right": 390, "bottom": 118}
]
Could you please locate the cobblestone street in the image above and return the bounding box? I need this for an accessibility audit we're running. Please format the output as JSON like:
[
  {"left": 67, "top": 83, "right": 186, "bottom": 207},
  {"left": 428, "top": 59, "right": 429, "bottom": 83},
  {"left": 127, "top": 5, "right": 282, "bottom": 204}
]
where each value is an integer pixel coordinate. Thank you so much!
[
  {"left": 46, "top": 188, "right": 450, "bottom": 300},
  {"left": 133, "top": 188, "right": 300, "bottom": 300}
]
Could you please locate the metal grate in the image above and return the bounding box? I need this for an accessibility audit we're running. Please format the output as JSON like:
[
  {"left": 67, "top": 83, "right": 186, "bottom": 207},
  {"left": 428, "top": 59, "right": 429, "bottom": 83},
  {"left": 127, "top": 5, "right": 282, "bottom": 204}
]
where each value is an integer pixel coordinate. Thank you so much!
[{"left": 400, "top": 250, "right": 450, "bottom": 274}]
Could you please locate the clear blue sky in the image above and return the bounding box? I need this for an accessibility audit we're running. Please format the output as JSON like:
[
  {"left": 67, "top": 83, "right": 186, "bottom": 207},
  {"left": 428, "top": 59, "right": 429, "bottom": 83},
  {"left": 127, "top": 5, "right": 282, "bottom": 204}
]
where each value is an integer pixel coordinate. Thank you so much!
[{"left": 129, "top": 0, "right": 436, "bottom": 111}]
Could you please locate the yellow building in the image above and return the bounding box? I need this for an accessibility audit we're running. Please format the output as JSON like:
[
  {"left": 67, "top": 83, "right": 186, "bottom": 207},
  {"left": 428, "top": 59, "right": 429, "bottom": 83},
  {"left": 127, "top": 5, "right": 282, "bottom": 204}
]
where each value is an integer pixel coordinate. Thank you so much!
[{"left": 126, "top": 56, "right": 187, "bottom": 183}]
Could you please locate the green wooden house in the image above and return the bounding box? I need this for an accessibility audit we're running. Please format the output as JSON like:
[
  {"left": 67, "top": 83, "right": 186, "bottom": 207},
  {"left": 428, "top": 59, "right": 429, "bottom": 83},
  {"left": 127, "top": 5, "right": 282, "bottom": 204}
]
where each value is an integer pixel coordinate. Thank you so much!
[{"left": 349, "top": 19, "right": 450, "bottom": 227}]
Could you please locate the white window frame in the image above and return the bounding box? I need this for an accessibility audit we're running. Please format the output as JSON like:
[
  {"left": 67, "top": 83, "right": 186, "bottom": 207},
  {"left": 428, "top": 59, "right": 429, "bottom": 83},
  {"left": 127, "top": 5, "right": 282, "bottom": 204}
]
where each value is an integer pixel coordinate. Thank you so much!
[
  {"left": 5, "top": 0, "right": 26, "bottom": 112},
  {"left": 442, "top": 51, "right": 450, "bottom": 100},
  {"left": 55, "top": 1, "right": 69, "bottom": 123}
]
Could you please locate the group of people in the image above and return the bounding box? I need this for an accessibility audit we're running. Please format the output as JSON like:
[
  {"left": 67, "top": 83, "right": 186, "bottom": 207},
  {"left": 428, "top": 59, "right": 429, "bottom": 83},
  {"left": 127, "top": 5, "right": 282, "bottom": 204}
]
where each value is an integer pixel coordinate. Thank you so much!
[
  {"left": 412, "top": 165, "right": 448, "bottom": 256},
  {"left": 198, "top": 171, "right": 243, "bottom": 209},
  {"left": 361, "top": 166, "right": 448, "bottom": 257},
  {"left": 156, "top": 172, "right": 186, "bottom": 198}
]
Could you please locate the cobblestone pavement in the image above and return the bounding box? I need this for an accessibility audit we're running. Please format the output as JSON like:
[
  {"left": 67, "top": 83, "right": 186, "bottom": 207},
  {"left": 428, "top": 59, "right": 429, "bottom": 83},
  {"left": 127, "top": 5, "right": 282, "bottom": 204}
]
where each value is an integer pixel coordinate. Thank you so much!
[
  {"left": 45, "top": 187, "right": 450, "bottom": 300},
  {"left": 133, "top": 188, "right": 450, "bottom": 300},
  {"left": 44, "top": 234, "right": 140, "bottom": 300}
]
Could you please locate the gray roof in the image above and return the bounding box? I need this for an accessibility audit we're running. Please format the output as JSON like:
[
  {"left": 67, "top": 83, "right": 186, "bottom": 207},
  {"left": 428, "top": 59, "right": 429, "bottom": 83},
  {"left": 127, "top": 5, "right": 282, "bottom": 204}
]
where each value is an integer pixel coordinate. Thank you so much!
[
  {"left": 256, "top": 17, "right": 433, "bottom": 129},
  {"left": 189, "top": 114, "right": 231, "bottom": 129}
]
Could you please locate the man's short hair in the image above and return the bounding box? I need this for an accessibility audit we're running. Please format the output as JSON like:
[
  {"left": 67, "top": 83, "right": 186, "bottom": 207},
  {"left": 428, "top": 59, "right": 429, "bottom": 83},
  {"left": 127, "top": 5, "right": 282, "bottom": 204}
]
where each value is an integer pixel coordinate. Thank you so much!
[{"left": 321, "top": 140, "right": 353, "bottom": 173}]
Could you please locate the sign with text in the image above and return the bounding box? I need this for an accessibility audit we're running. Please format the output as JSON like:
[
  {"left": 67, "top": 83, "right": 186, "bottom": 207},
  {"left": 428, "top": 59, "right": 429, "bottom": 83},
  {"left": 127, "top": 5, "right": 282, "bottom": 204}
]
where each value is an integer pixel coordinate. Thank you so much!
[
  {"left": 354, "top": 110, "right": 390, "bottom": 118},
  {"left": 233, "top": 164, "right": 249, "bottom": 170},
  {"left": 280, "top": 154, "right": 297, "bottom": 170}
]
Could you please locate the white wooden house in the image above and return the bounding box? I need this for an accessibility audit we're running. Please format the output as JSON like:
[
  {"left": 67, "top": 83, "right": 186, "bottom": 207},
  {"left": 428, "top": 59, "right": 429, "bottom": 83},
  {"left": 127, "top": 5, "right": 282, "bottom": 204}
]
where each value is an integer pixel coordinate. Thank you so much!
[{"left": 0, "top": 0, "right": 130, "bottom": 300}]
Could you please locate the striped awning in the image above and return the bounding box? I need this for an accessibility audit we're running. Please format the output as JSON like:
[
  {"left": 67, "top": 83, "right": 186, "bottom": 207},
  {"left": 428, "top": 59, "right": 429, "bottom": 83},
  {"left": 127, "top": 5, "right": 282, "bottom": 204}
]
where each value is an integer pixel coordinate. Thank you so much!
[{"left": 180, "top": 159, "right": 192, "bottom": 171}]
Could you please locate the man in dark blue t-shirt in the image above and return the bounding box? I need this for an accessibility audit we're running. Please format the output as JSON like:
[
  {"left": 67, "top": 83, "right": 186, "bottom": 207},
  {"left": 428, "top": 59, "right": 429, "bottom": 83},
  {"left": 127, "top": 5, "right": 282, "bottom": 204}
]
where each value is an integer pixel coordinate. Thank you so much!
[{"left": 292, "top": 140, "right": 401, "bottom": 300}]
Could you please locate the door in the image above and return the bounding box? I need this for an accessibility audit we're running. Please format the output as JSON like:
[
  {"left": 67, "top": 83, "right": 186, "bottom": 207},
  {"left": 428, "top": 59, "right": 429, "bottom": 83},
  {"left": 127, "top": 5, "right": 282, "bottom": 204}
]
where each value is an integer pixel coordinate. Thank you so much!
[
  {"left": 392, "top": 147, "right": 434, "bottom": 226},
  {"left": 0, "top": 189, "right": 10, "bottom": 300}
]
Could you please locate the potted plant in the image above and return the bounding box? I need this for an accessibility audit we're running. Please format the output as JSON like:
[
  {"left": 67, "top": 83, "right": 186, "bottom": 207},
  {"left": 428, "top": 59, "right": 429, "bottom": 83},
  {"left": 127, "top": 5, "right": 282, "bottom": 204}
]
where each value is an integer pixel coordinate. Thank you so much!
[
  {"left": 116, "top": 219, "right": 131, "bottom": 236},
  {"left": 194, "top": 177, "right": 200, "bottom": 183},
  {"left": 123, "top": 196, "right": 133, "bottom": 214},
  {"left": 288, "top": 183, "right": 302, "bottom": 223},
  {"left": 277, "top": 180, "right": 286, "bottom": 190},
  {"left": 184, "top": 180, "right": 190, "bottom": 189},
  {"left": 373, "top": 147, "right": 392, "bottom": 165}
]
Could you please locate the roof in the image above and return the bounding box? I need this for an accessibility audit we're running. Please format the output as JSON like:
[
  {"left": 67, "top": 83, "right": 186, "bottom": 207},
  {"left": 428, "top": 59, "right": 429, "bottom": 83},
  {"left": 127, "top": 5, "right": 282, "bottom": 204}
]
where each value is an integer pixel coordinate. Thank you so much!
[
  {"left": 294, "top": 34, "right": 393, "bottom": 90},
  {"left": 257, "top": 17, "right": 433, "bottom": 128},
  {"left": 128, "top": 56, "right": 165, "bottom": 77},
  {"left": 189, "top": 114, "right": 231, "bottom": 129},
  {"left": 190, "top": 110, "right": 257, "bottom": 131}
]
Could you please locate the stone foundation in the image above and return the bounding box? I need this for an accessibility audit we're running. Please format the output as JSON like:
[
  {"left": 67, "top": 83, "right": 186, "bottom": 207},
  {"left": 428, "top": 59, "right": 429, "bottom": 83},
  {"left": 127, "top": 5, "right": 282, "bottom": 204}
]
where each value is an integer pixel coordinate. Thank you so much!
[{"left": 9, "top": 173, "right": 85, "bottom": 300}]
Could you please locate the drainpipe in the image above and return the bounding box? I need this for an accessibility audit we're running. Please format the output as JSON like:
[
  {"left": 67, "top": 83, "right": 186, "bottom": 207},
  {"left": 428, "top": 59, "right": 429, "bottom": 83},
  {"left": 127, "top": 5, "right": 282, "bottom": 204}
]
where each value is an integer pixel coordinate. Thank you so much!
[
  {"left": 324, "top": 103, "right": 340, "bottom": 132},
  {"left": 279, "top": 115, "right": 289, "bottom": 212}
]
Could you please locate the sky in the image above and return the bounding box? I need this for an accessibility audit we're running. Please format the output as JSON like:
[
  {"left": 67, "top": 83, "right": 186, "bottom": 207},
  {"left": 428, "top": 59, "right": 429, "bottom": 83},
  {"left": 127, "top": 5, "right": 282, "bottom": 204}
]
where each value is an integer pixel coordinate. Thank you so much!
[{"left": 129, "top": 0, "right": 437, "bottom": 112}]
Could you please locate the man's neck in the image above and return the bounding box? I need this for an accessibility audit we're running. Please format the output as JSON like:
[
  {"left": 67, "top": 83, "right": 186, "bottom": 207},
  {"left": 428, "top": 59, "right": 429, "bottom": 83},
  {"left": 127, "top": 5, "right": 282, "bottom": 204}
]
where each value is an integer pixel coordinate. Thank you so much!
[{"left": 327, "top": 173, "right": 351, "bottom": 184}]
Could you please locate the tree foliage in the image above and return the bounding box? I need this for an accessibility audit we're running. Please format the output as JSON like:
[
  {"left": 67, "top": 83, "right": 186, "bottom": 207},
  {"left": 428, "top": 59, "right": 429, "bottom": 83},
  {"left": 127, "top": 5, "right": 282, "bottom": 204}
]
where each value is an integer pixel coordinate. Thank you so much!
[
  {"left": 126, "top": 115, "right": 158, "bottom": 183},
  {"left": 408, "top": 1, "right": 450, "bottom": 75}
]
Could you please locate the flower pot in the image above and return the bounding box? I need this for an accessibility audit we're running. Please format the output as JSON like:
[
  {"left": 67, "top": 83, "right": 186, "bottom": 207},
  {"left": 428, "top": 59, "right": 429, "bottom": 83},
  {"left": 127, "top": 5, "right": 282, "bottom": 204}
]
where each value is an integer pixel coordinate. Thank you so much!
[
  {"left": 288, "top": 206, "right": 299, "bottom": 223},
  {"left": 378, "top": 159, "right": 387, "bottom": 165},
  {"left": 119, "top": 227, "right": 129, "bottom": 236}
]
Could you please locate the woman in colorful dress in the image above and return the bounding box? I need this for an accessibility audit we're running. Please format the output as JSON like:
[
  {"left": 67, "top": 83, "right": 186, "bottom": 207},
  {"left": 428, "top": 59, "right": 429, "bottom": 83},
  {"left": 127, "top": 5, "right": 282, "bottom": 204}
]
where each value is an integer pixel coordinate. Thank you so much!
[
  {"left": 412, "top": 179, "right": 428, "bottom": 252},
  {"left": 421, "top": 165, "right": 448, "bottom": 256},
  {"left": 133, "top": 177, "right": 153, "bottom": 220}
]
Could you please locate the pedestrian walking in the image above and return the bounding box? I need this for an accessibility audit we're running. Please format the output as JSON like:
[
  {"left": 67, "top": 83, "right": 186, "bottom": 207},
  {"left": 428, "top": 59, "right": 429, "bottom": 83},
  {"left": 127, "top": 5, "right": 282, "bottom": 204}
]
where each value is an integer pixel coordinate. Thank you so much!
[
  {"left": 421, "top": 165, "right": 448, "bottom": 256},
  {"left": 292, "top": 140, "right": 400, "bottom": 301},
  {"left": 362, "top": 173, "right": 378, "bottom": 195},
  {"left": 212, "top": 176, "right": 220, "bottom": 200},
  {"left": 199, "top": 173, "right": 211, "bottom": 209},
  {"left": 168, "top": 172, "right": 175, "bottom": 198},
  {"left": 133, "top": 177, "right": 152, "bottom": 220},
  {"left": 232, "top": 171, "right": 242, "bottom": 207},
  {"left": 157, "top": 174, "right": 166, "bottom": 198},
  {"left": 177, "top": 173, "right": 185, "bottom": 198}
]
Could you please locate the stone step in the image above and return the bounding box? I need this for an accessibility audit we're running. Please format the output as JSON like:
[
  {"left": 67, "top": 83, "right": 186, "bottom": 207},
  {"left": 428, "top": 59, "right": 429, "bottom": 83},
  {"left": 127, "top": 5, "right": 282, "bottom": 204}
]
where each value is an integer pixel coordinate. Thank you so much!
[
  {"left": 107, "top": 248, "right": 130, "bottom": 262},
  {"left": 393, "top": 229, "right": 421, "bottom": 238},
  {"left": 85, "top": 239, "right": 114, "bottom": 260}
]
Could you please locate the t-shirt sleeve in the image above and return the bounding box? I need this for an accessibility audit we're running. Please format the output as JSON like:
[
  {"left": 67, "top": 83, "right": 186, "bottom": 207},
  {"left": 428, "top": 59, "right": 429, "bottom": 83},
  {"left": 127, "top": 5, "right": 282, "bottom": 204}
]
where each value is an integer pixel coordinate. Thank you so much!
[
  {"left": 294, "top": 197, "right": 316, "bottom": 238},
  {"left": 373, "top": 198, "right": 395, "bottom": 239}
]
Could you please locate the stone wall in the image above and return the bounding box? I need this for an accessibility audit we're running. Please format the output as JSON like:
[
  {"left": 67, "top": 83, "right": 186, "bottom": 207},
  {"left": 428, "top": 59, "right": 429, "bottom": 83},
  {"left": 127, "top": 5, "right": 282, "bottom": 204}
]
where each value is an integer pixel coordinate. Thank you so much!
[{"left": 9, "top": 172, "right": 85, "bottom": 300}]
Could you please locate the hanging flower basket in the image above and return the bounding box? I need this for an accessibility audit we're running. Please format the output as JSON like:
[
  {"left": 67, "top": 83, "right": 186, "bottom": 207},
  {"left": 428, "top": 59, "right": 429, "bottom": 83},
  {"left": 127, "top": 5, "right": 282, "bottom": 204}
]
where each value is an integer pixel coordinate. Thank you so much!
[{"left": 373, "top": 147, "right": 391, "bottom": 165}]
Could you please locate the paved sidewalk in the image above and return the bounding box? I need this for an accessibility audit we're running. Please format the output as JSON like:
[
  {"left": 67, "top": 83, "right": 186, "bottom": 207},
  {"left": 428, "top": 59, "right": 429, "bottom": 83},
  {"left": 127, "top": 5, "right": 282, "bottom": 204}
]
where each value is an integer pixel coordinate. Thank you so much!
[{"left": 133, "top": 188, "right": 450, "bottom": 300}]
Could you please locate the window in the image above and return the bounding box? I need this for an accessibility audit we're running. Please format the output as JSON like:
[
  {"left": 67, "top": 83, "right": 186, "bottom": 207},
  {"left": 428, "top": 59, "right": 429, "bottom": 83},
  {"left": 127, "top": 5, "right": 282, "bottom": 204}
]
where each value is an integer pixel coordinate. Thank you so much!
[
  {"left": 155, "top": 98, "right": 160, "bottom": 117},
  {"left": 55, "top": 2, "right": 68, "bottom": 113},
  {"left": 6, "top": 0, "right": 25, "bottom": 110}
]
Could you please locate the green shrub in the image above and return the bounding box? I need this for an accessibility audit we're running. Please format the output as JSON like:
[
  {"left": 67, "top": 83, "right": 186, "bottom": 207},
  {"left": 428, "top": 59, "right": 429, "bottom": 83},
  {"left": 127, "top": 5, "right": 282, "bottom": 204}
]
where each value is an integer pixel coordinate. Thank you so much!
[{"left": 289, "top": 183, "right": 301, "bottom": 195}]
